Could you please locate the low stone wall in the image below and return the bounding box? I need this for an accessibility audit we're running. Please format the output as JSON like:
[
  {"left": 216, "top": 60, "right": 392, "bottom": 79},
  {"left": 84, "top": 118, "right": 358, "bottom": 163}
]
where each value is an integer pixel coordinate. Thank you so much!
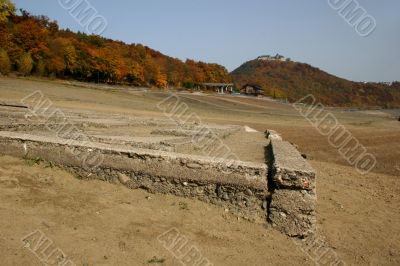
[
  {"left": 267, "top": 137, "right": 316, "bottom": 238},
  {"left": 0, "top": 131, "right": 268, "bottom": 222},
  {"left": 0, "top": 129, "right": 317, "bottom": 237},
  {"left": 87, "top": 135, "right": 177, "bottom": 152},
  {"left": 0, "top": 123, "right": 85, "bottom": 132}
]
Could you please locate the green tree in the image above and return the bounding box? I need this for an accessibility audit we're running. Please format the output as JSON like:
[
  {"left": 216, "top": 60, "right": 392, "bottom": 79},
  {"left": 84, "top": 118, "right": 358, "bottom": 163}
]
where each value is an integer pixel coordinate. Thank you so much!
[
  {"left": 0, "top": 49, "right": 11, "bottom": 74},
  {"left": 18, "top": 52, "right": 33, "bottom": 75},
  {"left": 0, "top": 0, "right": 15, "bottom": 22}
]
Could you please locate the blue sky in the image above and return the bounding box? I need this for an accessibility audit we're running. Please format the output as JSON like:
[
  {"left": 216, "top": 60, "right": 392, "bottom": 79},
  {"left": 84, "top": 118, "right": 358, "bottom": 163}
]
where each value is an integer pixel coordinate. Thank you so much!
[{"left": 13, "top": 0, "right": 400, "bottom": 82}]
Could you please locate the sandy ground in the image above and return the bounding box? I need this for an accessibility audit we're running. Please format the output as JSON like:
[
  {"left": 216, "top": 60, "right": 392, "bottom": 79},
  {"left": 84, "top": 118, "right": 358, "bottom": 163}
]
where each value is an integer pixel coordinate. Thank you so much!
[{"left": 0, "top": 77, "right": 400, "bottom": 265}]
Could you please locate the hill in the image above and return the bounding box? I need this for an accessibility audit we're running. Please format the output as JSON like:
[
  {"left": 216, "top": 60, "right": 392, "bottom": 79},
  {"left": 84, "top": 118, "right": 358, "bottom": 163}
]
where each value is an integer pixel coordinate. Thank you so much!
[
  {"left": 231, "top": 58, "right": 400, "bottom": 108},
  {"left": 0, "top": 7, "right": 231, "bottom": 88}
]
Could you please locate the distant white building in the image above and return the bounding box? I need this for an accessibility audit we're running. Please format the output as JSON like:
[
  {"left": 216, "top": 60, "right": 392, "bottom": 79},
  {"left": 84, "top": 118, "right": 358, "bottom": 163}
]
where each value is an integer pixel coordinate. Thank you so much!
[{"left": 257, "top": 54, "right": 288, "bottom": 62}]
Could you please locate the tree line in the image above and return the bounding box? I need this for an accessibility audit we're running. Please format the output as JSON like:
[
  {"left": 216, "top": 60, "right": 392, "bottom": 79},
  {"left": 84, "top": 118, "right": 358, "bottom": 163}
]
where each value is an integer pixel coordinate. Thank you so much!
[{"left": 0, "top": 1, "right": 231, "bottom": 88}]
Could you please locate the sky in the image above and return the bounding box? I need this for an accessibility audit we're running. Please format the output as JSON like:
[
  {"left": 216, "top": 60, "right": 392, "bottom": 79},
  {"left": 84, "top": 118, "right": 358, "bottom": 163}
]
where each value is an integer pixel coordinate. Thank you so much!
[{"left": 12, "top": 0, "right": 400, "bottom": 82}]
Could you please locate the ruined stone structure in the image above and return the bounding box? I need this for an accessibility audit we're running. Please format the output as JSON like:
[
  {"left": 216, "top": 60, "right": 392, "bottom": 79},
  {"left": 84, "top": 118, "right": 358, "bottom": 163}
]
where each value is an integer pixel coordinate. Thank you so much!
[
  {"left": 267, "top": 138, "right": 316, "bottom": 237},
  {"left": 0, "top": 105, "right": 316, "bottom": 237}
]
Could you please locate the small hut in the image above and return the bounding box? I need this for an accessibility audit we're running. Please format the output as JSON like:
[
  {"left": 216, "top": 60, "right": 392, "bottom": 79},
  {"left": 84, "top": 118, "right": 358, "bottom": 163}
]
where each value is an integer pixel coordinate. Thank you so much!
[{"left": 240, "top": 84, "right": 264, "bottom": 96}]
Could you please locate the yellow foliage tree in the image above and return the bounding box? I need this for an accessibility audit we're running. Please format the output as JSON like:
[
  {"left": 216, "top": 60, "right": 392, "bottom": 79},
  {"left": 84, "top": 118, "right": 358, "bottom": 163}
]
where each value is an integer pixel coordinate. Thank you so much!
[
  {"left": 0, "top": 49, "right": 11, "bottom": 75},
  {"left": 18, "top": 52, "right": 33, "bottom": 75},
  {"left": 64, "top": 45, "right": 77, "bottom": 72},
  {"left": 0, "top": 0, "right": 15, "bottom": 22},
  {"left": 127, "top": 62, "right": 145, "bottom": 85}
]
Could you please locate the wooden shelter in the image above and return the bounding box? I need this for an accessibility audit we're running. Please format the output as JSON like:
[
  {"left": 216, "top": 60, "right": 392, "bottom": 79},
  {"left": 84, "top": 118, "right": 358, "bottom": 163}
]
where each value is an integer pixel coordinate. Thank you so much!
[
  {"left": 201, "top": 83, "right": 234, "bottom": 94},
  {"left": 240, "top": 84, "right": 264, "bottom": 96}
]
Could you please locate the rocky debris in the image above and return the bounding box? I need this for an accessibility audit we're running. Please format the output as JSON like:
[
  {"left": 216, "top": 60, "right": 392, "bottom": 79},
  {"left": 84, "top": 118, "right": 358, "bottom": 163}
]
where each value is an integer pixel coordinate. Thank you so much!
[
  {"left": 117, "top": 172, "right": 130, "bottom": 184},
  {"left": 186, "top": 163, "right": 202, "bottom": 169},
  {"left": 265, "top": 129, "right": 282, "bottom": 140},
  {"left": 245, "top": 188, "right": 253, "bottom": 196}
]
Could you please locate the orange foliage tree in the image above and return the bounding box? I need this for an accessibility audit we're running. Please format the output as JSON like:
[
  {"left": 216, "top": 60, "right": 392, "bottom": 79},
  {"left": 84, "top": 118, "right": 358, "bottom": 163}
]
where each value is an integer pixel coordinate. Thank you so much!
[{"left": 0, "top": 7, "right": 231, "bottom": 88}]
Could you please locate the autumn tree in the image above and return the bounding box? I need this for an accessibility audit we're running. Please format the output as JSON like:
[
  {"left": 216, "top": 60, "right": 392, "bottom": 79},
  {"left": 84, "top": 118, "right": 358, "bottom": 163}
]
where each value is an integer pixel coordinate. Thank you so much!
[
  {"left": 0, "top": 0, "right": 15, "bottom": 22},
  {"left": 18, "top": 52, "right": 33, "bottom": 75},
  {"left": 47, "top": 37, "right": 73, "bottom": 75},
  {"left": 143, "top": 57, "right": 159, "bottom": 85},
  {"left": 155, "top": 71, "right": 168, "bottom": 88},
  {"left": 46, "top": 56, "right": 65, "bottom": 75},
  {"left": 126, "top": 62, "right": 145, "bottom": 85},
  {"left": 0, "top": 9, "right": 233, "bottom": 90},
  {"left": 64, "top": 44, "right": 77, "bottom": 72},
  {"left": 35, "top": 58, "right": 46, "bottom": 76},
  {"left": 13, "top": 16, "right": 49, "bottom": 61},
  {"left": 0, "top": 48, "right": 11, "bottom": 74}
]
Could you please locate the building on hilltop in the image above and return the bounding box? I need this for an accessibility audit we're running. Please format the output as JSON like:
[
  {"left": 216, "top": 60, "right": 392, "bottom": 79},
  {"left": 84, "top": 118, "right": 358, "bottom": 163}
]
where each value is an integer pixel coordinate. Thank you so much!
[{"left": 257, "top": 53, "right": 289, "bottom": 62}]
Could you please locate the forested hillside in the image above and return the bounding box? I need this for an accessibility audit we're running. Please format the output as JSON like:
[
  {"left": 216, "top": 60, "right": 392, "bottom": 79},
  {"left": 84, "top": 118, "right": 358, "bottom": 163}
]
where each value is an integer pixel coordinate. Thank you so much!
[
  {"left": 231, "top": 59, "right": 400, "bottom": 108},
  {"left": 0, "top": 3, "right": 231, "bottom": 88},
  {"left": 1, "top": 0, "right": 399, "bottom": 108}
]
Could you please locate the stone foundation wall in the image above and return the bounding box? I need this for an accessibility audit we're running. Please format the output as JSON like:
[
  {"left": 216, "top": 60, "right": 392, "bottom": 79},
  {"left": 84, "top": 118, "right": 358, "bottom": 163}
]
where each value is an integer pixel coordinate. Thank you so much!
[
  {"left": 0, "top": 129, "right": 317, "bottom": 237},
  {"left": 267, "top": 135, "right": 317, "bottom": 238},
  {"left": 0, "top": 131, "right": 268, "bottom": 222}
]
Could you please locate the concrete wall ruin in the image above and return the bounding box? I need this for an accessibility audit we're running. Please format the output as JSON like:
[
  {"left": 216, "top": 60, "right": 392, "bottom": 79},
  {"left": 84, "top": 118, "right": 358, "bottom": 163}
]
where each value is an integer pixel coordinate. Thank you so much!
[
  {"left": 267, "top": 137, "right": 317, "bottom": 237},
  {"left": 0, "top": 129, "right": 316, "bottom": 237},
  {"left": 0, "top": 131, "right": 268, "bottom": 222}
]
